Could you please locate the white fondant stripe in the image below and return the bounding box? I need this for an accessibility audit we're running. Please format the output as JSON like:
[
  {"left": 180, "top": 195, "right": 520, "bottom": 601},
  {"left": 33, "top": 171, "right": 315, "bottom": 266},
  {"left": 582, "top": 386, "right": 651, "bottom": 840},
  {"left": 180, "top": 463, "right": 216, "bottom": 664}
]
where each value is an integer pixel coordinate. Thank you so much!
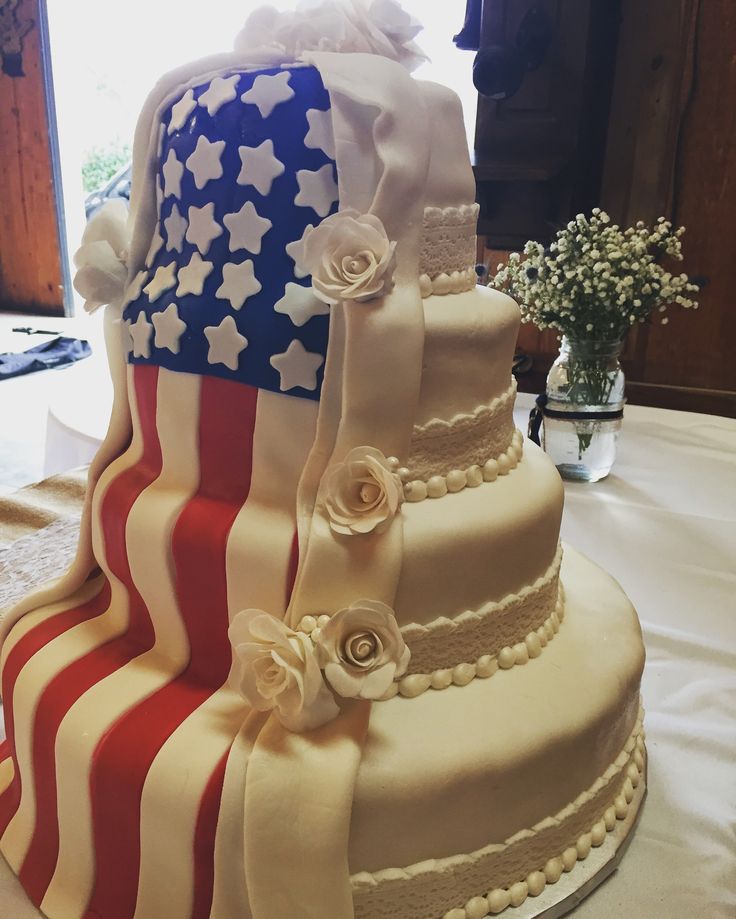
[
  {"left": 226, "top": 389, "right": 318, "bottom": 619},
  {"left": 0, "top": 757, "right": 15, "bottom": 798},
  {"left": 0, "top": 365, "right": 146, "bottom": 873},
  {"left": 40, "top": 368, "right": 201, "bottom": 919},
  {"left": 209, "top": 711, "right": 268, "bottom": 919},
  {"left": 134, "top": 690, "right": 245, "bottom": 919}
]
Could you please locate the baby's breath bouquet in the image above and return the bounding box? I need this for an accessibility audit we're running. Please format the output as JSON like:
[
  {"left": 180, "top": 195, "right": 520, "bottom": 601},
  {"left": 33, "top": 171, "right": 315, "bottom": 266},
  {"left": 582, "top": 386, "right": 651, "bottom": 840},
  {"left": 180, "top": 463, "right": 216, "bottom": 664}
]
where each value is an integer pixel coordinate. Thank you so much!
[
  {"left": 492, "top": 209, "right": 699, "bottom": 338},
  {"left": 493, "top": 210, "right": 699, "bottom": 478}
]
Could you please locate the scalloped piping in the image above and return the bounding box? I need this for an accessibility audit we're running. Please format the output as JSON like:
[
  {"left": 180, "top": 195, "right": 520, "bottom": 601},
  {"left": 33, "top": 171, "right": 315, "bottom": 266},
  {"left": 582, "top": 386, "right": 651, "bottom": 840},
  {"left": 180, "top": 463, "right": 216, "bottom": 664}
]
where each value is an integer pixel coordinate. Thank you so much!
[
  {"left": 401, "top": 544, "right": 563, "bottom": 642},
  {"left": 402, "top": 429, "right": 523, "bottom": 502},
  {"left": 350, "top": 708, "right": 646, "bottom": 916},
  {"left": 422, "top": 203, "right": 480, "bottom": 227},
  {"left": 412, "top": 377, "right": 517, "bottom": 441},
  {"left": 412, "top": 381, "right": 517, "bottom": 442},
  {"left": 381, "top": 588, "right": 564, "bottom": 700}
]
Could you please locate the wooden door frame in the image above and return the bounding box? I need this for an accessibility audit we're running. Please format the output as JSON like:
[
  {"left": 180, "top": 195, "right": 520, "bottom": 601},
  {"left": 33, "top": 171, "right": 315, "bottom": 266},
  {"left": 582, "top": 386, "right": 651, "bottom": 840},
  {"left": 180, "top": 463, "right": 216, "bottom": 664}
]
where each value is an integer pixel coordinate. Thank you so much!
[{"left": 0, "top": 0, "right": 71, "bottom": 316}]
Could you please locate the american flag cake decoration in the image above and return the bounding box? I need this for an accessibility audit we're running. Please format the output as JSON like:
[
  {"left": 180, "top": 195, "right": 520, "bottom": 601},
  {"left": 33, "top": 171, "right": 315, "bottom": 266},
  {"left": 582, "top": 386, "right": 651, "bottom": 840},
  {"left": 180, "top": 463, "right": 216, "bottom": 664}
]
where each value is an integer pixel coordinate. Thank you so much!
[{"left": 123, "top": 64, "right": 338, "bottom": 400}]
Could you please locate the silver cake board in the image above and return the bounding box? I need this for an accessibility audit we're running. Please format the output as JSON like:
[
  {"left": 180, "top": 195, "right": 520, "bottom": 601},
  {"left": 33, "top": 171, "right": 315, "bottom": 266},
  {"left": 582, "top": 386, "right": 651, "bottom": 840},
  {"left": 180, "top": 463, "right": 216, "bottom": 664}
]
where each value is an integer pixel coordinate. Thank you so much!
[{"left": 509, "top": 772, "right": 648, "bottom": 919}]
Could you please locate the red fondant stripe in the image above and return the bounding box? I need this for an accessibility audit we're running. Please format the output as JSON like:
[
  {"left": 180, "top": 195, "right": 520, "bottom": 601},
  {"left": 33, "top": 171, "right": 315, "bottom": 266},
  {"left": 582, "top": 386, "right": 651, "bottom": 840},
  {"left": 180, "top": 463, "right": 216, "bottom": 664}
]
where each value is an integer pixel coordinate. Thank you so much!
[
  {"left": 0, "top": 582, "right": 111, "bottom": 839},
  {"left": 191, "top": 750, "right": 229, "bottom": 919},
  {"left": 84, "top": 377, "right": 258, "bottom": 919},
  {"left": 14, "top": 364, "right": 163, "bottom": 906},
  {"left": 286, "top": 528, "right": 300, "bottom": 608}
]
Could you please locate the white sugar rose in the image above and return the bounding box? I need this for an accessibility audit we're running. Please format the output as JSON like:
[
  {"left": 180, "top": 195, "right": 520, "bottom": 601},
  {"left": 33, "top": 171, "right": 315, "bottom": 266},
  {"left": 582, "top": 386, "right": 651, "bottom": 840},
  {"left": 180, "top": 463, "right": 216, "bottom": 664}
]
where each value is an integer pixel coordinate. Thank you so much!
[
  {"left": 235, "top": 0, "right": 427, "bottom": 73},
  {"left": 315, "top": 599, "right": 410, "bottom": 700},
  {"left": 229, "top": 609, "right": 339, "bottom": 732},
  {"left": 324, "top": 446, "right": 404, "bottom": 536},
  {"left": 73, "top": 198, "right": 131, "bottom": 314},
  {"left": 301, "top": 209, "right": 397, "bottom": 305}
]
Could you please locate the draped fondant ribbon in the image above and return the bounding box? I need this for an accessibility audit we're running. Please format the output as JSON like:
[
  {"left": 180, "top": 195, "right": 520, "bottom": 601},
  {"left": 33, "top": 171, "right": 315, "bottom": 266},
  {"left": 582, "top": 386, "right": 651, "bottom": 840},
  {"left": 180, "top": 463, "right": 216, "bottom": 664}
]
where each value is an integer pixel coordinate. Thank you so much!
[{"left": 242, "top": 52, "right": 431, "bottom": 919}]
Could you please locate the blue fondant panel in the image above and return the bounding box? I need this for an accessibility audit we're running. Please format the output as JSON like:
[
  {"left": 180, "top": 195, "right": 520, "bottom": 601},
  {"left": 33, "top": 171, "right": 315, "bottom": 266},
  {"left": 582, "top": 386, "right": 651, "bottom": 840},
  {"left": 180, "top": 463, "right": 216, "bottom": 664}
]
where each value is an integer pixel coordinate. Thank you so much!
[{"left": 123, "top": 65, "right": 337, "bottom": 401}]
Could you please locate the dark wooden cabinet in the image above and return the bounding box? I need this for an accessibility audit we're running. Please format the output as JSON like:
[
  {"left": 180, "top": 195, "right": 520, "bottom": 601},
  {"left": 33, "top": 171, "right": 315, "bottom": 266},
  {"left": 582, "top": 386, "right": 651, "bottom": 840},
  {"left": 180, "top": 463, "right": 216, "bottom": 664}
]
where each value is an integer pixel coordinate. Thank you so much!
[{"left": 476, "top": 0, "right": 736, "bottom": 416}]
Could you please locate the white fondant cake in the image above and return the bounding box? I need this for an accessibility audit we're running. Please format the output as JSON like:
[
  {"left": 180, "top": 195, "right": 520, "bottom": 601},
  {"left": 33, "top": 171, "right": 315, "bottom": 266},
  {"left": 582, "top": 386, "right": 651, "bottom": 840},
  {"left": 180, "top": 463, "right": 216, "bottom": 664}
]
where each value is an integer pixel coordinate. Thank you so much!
[{"left": 0, "top": 3, "right": 645, "bottom": 918}]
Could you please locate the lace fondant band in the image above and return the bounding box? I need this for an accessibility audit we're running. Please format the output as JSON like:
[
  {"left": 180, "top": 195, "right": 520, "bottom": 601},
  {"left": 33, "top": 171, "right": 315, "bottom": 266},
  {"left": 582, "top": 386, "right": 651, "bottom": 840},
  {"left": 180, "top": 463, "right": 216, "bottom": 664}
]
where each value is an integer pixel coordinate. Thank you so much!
[
  {"left": 419, "top": 203, "right": 479, "bottom": 296},
  {"left": 400, "top": 545, "right": 563, "bottom": 677},
  {"left": 408, "top": 380, "right": 517, "bottom": 480},
  {"left": 351, "top": 707, "right": 646, "bottom": 919},
  {"left": 385, "top": 586, "right": 564, "bottom": 700}
]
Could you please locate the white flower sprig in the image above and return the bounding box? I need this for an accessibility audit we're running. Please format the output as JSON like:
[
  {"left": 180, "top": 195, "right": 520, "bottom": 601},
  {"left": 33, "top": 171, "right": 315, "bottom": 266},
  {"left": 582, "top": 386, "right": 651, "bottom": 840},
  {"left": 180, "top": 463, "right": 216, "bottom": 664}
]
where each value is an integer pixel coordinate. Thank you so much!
[{"left": 492, "top": 210, "right": 700, "bottom": 339}]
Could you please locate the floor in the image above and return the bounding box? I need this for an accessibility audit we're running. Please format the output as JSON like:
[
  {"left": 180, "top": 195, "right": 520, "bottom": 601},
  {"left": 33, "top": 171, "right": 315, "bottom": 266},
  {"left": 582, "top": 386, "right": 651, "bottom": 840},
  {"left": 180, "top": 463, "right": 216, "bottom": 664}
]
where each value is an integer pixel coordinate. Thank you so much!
[{"left": 0, "top": 311, "right": 108, "bottom": 493}]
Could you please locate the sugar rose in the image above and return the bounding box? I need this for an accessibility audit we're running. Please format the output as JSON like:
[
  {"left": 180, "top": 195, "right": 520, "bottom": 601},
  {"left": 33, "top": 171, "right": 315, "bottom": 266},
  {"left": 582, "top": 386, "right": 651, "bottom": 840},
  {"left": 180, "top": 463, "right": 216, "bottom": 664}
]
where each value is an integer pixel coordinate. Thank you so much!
[
  {"left": 315, "top": 599, "right": 410, "bottom": 700},
  {"left": 324, "top": 446, "right": 404, "bottom": 536},
  {"left": 301, "top": 209, "right": 397, "bottom": 305},
  {"left": 229, "top": 609, "right": 339, "bottom": 732}
]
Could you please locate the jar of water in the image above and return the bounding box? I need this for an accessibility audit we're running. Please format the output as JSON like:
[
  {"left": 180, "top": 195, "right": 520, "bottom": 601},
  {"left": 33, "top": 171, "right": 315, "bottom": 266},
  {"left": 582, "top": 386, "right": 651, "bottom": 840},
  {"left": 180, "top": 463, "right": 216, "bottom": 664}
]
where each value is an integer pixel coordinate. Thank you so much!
[{"left": 542, "top": 337, "right": 625, "bottom": 482}]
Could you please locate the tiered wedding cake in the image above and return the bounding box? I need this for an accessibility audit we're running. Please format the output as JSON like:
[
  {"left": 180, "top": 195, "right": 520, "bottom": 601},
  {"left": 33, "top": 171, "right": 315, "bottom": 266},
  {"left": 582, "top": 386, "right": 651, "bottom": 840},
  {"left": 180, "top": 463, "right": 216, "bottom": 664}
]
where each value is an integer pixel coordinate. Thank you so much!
[{"left": 0, "top": 3, "right": 645, "bottom": 917}]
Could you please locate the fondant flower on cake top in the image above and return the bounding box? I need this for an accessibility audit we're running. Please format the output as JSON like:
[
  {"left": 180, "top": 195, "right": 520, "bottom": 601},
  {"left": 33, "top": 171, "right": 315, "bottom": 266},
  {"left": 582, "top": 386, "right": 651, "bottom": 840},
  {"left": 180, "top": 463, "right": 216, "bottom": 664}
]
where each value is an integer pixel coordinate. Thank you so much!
[
  {"left": 73, "top": 199, "right": 131, "bottom": 313},
  {"left": 300, "top": 209, "right": 397, "bottom": 305},
  {"left": 235, "top": 0, "right": 426, "bottom": 73},
  {"left": 324, "top": 446, "right": 404, "bottom": 536},
  {"left": 315, "top": 599, "right": 410, "bottom": 700},
  {"left": 229, "top": 609, "right": 339, "bottom": 732}
]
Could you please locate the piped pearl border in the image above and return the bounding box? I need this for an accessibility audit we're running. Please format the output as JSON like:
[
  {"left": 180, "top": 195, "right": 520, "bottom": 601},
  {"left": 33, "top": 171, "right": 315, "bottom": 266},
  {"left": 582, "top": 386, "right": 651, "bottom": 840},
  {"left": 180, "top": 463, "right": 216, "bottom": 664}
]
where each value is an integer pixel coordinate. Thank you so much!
[
  {"left": 399, "top": 429, "right": 524, "bottom": 503},
  {"left": 439, "top": 729, "right": 646, "bottom": 919},
  {"left": 379, "top": 591, "right": 564, "bottom": 700},
  {"left": 419, "top": 268, "right": 477, "bottom": 298}
]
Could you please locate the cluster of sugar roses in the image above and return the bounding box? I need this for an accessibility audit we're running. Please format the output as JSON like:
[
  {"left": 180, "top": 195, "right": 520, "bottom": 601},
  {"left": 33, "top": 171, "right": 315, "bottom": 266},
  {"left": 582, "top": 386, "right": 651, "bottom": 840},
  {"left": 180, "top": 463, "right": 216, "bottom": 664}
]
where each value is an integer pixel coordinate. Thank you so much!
[
  {"left": 492, "top": 209, "right": 699, "bottom": 340},
  {"left": 229, "top": 209, "right": 410, "bottom": 731},
  {"left": 229, "top": 443, "right": 409, "bottom": 732}
]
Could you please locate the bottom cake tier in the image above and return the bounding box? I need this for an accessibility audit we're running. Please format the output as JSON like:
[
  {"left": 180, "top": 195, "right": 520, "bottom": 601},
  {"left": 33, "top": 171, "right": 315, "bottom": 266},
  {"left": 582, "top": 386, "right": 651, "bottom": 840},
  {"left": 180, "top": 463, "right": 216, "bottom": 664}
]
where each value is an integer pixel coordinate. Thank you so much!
[{"left": 0, "top": 547, "right": 645, "bottom": 919}]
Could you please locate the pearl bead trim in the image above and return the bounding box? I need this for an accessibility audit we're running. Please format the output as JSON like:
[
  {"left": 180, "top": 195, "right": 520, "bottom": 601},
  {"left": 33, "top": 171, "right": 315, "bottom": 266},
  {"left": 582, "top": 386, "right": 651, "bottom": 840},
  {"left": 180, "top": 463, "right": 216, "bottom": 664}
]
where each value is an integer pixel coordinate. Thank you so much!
[
  {"left": 399, "top": 429, "right": 524, "bottom": 503},
  {"left": 419, "top": 268, "right": 477, "bottom": 298},
  {"left": 378, "top": 591, "right": 564, "bottom": 701},
  {"left": 438, "top": 728, "right": 646, "bottom": 919}
]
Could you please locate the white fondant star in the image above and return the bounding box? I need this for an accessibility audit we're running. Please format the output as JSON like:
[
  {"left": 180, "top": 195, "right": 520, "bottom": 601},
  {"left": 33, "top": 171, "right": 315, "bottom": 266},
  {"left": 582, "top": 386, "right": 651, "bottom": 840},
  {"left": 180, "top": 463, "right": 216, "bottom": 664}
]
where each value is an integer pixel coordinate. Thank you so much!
[
  {"left": 274, "top": 282, "right": 330, "bottom": 327},
  {"left": 236, "top": 139, "right": 285, "bottom": 195},
  {"left": 156, "top": 178, "right": 164, "bottom": 214},
  {"left": 204, "top": 315, "right": 248, "bottom": 371},
  {"left": 145, "top": 226, "right": 164, "bottom": 267},
  {"left": 198, "top": 75, "right": 240, "bottom": 116},
  {"left": 285, "top": 225, "right": 314, "bottom": 279},
  {"left": 216, "top": 260, "right": 262, "bottom": 310},
  {"left": 186, "top": 202, "right": 223, "bottom": 255},
  {"left": 129, "top": 311, "right": 153, "bottom": 358},
  {"left": 176, "top": 251, "right": 214, "bottom": 297},
  {"left": 304, "top": 108, "right": 335, "bottom": 159},
  {"left": 223, "top": 201, "right": 272, "bottom": 254},
  {"left": 185, "top": 135, "right": 226, "bottom": 190},
  {"left": 168, "top": 89, "right": 196, "bottom": 134},
  {"left": 163, "top": 203, "right": 188, "bottom": 253},
  {"left": 152, "top": 303, "right": 187, "bottom": 354},
  {"left": 270, "top": 339, "right": 324, "bottom": 392},
  {"left": 241, "top": 71, "right": 294, "bottom": 118},
  {"left": 143, "top": 262, "right": 177, "bottom": 302},
  {"left": 122, "top": 270, "right": 148, "bottom": 307},
  {"left": 162, "top": 149, "right": 184, "bottom": 198},
  {"left": 295, "top": 164, "right": 338, "bottom": 217}
]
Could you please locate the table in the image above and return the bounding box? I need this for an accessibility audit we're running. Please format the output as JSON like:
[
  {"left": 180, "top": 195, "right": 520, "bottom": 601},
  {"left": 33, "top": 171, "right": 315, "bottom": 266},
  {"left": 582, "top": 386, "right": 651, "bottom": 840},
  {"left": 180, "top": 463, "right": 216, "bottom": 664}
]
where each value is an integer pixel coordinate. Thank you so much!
[{"left": 0, "top": 394, "right": 734, "bottom": 917}]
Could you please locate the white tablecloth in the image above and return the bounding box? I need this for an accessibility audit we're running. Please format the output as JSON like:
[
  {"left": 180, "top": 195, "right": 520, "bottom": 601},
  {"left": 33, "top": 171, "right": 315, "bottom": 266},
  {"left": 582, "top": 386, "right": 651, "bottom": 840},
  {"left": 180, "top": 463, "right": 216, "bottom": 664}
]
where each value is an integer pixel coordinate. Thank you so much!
[{"left": 0, "top": 396, "right": 734, "bottom": 917}]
